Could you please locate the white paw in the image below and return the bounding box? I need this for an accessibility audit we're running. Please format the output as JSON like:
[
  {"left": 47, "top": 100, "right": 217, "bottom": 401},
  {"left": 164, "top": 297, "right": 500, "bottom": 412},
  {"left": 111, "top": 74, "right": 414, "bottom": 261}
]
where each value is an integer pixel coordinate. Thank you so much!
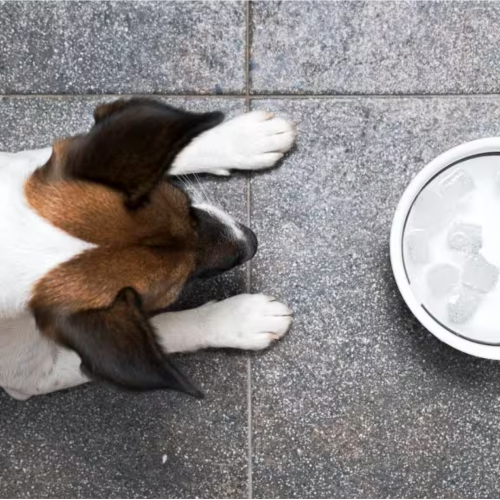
[
  {"left": 171, "top": 111, "right": 296, "bottom": 175},
  {"left": 203, "top": 294, "right": 293, "bottom": 350}
]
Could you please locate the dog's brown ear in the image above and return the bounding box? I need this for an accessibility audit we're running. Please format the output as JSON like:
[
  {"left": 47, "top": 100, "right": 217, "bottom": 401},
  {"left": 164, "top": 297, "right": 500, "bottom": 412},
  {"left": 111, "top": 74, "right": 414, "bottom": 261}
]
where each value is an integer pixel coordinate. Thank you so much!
[
  {"left": 57, "top": 99, "right": 224, "bottom": 209},
  {"left": 33, "top": 287, "right": 203, "bottom": 398}
]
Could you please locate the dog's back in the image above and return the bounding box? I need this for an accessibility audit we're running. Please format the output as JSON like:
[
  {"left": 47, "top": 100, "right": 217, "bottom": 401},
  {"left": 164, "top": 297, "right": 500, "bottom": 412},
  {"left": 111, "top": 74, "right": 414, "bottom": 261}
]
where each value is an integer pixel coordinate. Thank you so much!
[{"left": 0, "top": 149, "right": 92, "bottom": 319}]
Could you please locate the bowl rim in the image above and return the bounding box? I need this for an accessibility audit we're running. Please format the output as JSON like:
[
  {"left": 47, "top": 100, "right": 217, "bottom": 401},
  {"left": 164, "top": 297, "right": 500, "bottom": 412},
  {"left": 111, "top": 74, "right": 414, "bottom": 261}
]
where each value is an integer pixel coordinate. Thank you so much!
[{"left": 390, "top": 137, "right": 500, "bottom": 359}]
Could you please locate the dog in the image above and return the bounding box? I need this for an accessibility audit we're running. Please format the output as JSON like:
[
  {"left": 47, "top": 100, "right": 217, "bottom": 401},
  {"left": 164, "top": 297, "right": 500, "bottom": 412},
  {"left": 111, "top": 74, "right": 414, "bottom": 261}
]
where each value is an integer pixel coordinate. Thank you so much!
[{"left": 0, "top": 98, "right": 295, "bottom": 400}]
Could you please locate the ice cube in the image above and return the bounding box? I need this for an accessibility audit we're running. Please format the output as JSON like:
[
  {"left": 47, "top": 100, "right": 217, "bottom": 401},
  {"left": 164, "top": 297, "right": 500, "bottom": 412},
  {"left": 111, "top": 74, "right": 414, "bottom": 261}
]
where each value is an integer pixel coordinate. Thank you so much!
[
  {"left": 462, "top": 254, "right": 499, "bottom": 293},
  {"left": 437, "top": 168, "right": 475, "bottom": 203},
  {"left": 406, "top": 229, "right": 430, "bottom": 264},
  {"left": 447, "top": 222, "right": 482, "bottom": 253},
  {"left": 411, "top": 189, "right": 448, "bottom": 230},
  {"left": 426, "top": 263, "right": 460, "bottom": 296},
  {"left": 448, "top": 290, "right": 481, "bottom": 324}
]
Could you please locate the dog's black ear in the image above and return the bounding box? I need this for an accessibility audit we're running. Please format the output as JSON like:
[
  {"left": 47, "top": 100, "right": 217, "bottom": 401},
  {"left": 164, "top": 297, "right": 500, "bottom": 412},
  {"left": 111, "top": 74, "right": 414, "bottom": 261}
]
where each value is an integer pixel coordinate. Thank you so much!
[
  {"left": 59, "top": 98, "right": 224, "bottom": 209},
  {"left": 33, "top": 288, "right": 203, "bottom": 398},
  {"left": 93, "top": 99, "right": 131, "bottom": 123}
]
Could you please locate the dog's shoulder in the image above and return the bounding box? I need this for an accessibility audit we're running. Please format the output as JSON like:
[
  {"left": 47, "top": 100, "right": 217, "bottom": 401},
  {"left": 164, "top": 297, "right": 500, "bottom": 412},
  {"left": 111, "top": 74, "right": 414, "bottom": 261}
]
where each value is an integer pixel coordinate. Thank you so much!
[{"left": 0, "top": 148, "right": 93, "bottom": 318}]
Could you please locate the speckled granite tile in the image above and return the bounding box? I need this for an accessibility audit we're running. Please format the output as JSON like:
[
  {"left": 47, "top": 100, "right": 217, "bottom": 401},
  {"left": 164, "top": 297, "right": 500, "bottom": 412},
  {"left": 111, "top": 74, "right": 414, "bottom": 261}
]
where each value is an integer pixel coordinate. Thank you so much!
[
  {"left": 250, "top": 1, "right": 500, "bottom": 95},
  {"left": 0, "top": 1, "right": 245, "bottom": 95},
  {"left": 250, "top": 97, "right": 500, "bottom": 498},
  {"left": 0, "top": 97, "right": 249, "bottom": 498}
]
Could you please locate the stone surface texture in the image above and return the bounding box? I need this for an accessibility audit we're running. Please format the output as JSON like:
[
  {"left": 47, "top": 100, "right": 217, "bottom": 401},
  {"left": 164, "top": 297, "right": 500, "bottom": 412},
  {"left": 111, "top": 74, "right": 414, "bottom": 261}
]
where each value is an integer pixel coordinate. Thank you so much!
[
  {"left": 3, "top": 1, "right": 500, "bottom": 498},
  {"left": 0, "top": 1, "right": 245, "bottom": 94},
  {"left": 250, "top": 1, "right": 500, "bottom": 94}
]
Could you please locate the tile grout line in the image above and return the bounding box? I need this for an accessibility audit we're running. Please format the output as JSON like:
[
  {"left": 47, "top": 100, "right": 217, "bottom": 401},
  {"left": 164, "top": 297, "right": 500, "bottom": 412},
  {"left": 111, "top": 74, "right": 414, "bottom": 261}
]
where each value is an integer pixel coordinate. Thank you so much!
[
  {"left": 247, "top": 93, "right": 500, "bottom": 99},
  {"left": 5, "top": 93, "right": 500, "bottom": 99},
  {"left": 0, "top": 94, "right": 246, "bottom": 100},
  {"left": 244, "top": 1, "right": 253, "bottom": 499}
]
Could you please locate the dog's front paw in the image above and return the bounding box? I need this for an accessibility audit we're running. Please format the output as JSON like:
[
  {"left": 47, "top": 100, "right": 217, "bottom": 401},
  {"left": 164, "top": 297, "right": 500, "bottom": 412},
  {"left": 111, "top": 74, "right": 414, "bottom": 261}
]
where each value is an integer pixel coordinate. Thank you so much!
[
  {"left": 204, "top": 294, "right": 292, "bottom": 350},
  {"left": 171, "top": 111, "right": 296, "bottom": 176},
  {"left": 220, "top": 110, "right": 296, "bottom": 170}
]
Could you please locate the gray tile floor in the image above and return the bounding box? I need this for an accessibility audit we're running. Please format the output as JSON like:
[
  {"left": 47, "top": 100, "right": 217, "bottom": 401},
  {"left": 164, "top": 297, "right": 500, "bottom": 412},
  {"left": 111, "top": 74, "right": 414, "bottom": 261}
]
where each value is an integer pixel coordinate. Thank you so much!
[{"left": 2, "top": 1, "right": 500, "bottom": 498}]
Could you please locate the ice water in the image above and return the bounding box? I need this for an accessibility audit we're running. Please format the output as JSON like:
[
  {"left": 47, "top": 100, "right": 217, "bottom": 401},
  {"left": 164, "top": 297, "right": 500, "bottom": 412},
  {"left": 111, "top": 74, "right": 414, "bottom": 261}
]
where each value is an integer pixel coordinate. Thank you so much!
[
  {"left": 427, "top": 264, "right": 459, "bottom": 296},
  {"left": 437, "top": 169, "right": 475, "bottom": 203},
  {"left": 403, "top": 156, "right": 500, "bottom": 344},
  {"left": 406, "top": 229, "right": 429, "bottom": 264}
]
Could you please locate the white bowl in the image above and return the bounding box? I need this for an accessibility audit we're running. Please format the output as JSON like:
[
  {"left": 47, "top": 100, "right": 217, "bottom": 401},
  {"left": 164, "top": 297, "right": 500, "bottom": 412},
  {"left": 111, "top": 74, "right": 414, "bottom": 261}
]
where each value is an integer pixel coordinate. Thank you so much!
[{"left": 390, "top": 137, "right": 500, "bottom": 359}]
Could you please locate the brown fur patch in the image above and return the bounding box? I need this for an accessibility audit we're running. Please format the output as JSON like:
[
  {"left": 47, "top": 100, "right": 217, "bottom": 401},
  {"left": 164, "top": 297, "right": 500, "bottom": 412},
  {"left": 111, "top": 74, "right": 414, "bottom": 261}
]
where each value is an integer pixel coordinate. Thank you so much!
[
  {"left": 26, "top": 138, "right": 198, "bottom": 315},
  {"left": 25, "top": 165, "right": 196, "bottom": 247},
  {"left": 30, "top": 245, "right": 195, "bottom": 315}
]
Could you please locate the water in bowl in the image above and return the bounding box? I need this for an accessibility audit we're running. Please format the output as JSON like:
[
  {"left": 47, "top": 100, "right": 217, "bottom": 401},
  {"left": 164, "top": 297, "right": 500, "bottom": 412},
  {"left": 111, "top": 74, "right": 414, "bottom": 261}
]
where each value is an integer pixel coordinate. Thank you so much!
[{"left": 403, "top": 154, "right": 500, "bottom": 344}]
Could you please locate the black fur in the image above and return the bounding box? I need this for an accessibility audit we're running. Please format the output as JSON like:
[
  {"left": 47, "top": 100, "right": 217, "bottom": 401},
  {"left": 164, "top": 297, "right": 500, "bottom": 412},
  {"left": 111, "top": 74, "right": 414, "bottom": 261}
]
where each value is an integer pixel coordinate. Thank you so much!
[{"left": 33, "top": 288, "right": 203, "bottom": 398}]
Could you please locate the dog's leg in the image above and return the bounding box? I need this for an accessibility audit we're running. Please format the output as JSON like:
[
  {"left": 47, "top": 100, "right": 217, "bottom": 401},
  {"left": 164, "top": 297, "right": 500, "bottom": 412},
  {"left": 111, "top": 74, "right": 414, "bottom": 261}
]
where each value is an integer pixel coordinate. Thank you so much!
[
  {"left": 170, "top": 111, "right": 296, "bottom": 176},
  {"left": 152, "top": 294, "right": 292, "bottom": 353},
  {"left": 0, "top": 295, "right": 291, "bottom": 399},
  {"left": 4, "top": 348, "right": 88, "bottom": 400},
  {"left": 0, "top": 315, "right": 88, "bottom": 400}
]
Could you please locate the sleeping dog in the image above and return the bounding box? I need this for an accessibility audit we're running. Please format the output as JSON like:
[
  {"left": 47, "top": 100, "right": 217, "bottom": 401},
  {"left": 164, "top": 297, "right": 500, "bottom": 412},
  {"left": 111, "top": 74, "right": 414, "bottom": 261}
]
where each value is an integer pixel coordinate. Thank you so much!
[{"left": 0, "top": 98, "right": 295, "bottom": 400}]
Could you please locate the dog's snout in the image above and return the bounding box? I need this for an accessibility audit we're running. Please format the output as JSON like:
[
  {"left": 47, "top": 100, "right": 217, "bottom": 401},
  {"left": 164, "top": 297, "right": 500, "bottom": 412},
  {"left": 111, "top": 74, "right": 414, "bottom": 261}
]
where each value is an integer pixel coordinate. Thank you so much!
[
  {"left": 237, "top": 223, "right": 258, "bottom": 263},
  {"left": 192, "top": 205, "right": 258, "bottom": 278}
]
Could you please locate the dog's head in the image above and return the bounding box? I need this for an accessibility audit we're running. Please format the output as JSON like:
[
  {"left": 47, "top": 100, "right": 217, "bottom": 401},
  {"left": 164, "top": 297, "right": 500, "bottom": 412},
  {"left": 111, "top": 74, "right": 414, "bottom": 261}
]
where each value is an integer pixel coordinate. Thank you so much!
[{"left": 26, "top": 98, "right": 258, "bottom": 398}]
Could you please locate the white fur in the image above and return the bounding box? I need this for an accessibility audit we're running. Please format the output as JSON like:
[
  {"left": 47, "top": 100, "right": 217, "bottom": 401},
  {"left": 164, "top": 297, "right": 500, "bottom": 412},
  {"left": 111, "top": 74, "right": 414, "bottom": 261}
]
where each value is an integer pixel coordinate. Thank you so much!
[
  {"left": 0, "top": 111, "right": 294, "bottom": 399},
  {"left": 0, "top": 313, "right": 88, "bottom": 400},
  {"left": 153, "top": 294, "right": 292, "bottom": 353},
  {"left": 0, "top": 149, "right": 94, "bottom": 399},
  {"left": 1, "top": 294, "right": 292, "bottom": 400},
  {"left": 0, "top": 148, "right": 94, "bottom": 319},
  {"left": 170, "top": 110, "right": 296, "bottom": 176}
]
